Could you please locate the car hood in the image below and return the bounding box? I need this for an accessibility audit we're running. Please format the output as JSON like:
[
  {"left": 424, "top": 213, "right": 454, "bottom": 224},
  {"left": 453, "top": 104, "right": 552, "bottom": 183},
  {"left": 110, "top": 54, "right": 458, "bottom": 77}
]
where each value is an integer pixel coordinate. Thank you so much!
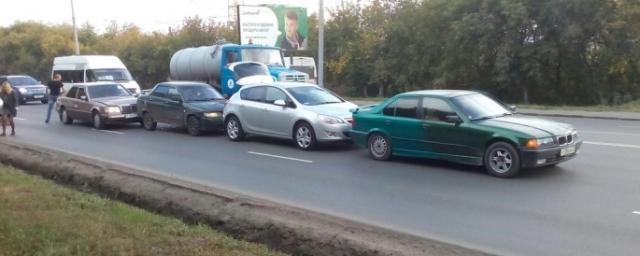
[
  {"left": 93, "top": 96, "right": 137, "bottom": 106},
  {"left": 184, "top": 100, "right": 225, "bottom": 112},
  {"left": 16, "top": 85, "right": 45, "bottom": 89},
  {"left": 304, "top": 101, "right": 358, "bottom": 119},
  {"left": 478, "top": 115, "right": 575, "bottom": 138}
]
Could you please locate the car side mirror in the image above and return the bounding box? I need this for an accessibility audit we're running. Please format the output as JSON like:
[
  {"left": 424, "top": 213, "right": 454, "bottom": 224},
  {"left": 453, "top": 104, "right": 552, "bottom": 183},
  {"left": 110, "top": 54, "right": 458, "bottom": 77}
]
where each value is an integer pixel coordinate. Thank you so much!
[
  {"left": 80, "top": 95, "right": 87, "bottom": 101},
  {"left": 445, "top": 114, "right": 462, "bottom": 124},
  {"left": 274, "top": 99, "right": 286, "bottom": 107},
  {"left": 508, "top": 105, "right": 517, "bottom": 113}
]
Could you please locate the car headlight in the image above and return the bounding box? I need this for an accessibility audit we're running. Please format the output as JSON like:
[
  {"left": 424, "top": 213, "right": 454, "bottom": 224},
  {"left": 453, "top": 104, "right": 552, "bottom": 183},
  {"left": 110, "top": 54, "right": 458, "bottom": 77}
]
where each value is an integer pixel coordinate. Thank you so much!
[
  {"left": 18, "top": 88, "right": 28, "bottom": 93},
  {"left": 204, "top": 112, "right": 221, "bottom": 118},
  {"left": 319, "top": 114, "right": 345, "bottom": 124},
  {"left": 104, "top": 106, "right": 121, "bottom": 114},
  {"left": 537, "top": 137, "right": 555, "bottom": 147}
]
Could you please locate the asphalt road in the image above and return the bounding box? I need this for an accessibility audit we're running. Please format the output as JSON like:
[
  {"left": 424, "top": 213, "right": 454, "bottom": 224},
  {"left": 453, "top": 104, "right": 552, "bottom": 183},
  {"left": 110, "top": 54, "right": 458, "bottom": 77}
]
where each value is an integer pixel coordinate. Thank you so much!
[{"left": 6, "top": 103, "right": 640, "bottom": 256}]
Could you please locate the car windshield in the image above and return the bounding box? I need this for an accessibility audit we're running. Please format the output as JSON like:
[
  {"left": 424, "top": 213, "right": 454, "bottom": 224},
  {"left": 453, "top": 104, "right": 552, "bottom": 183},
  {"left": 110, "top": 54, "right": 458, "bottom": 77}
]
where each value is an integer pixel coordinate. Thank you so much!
[
  {"left": 240, "top": 48, "right": 284, "bottom": 67},
  {"left": 286, "top": 86, "right": 344, "bottom": 106},
  {"left": 451, "top": 93, "right": 512, "bottom": 120},
  {"left": 8, "top": 76, "right": 38, "bottom": 86},
  {"left": 88, "top": 84, "right": 131, "bottom": 99},
  {"left": 233, "top": 63, "right": 271, "bottom": 79},
  {"left": 86, "top": 68, "right": 132, "bottom": 82},
  {"left": 177, "top": 85, "right": 224, "bottom": 101}
]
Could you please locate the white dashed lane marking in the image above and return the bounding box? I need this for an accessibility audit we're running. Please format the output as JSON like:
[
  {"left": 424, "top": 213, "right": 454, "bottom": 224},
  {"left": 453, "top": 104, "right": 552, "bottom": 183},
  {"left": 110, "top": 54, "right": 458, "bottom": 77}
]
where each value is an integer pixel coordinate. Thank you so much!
[
  {"left": 92, "top": 129, "right": 125, "bottom": 135},
  {"left": 248, "top": 151, "right": 313, "bottom": 163}
]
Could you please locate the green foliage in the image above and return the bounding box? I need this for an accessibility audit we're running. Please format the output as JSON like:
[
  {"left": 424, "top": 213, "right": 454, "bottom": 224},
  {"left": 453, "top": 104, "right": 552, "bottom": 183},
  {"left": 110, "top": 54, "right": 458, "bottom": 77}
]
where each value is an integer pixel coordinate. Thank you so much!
[
  {"left": 1, "top": 1, "right": 639, "bottom": 105},
  {"left": 321, "top": 0, "right": 640, "bottom": 105},
  {"left": 0, "top": 17, "right": 236, "bottom": 89}
]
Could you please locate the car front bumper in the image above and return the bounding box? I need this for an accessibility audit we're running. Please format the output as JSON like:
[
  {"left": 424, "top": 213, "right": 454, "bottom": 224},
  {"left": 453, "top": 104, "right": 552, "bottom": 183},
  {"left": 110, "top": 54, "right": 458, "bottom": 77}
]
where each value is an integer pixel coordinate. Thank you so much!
[
  {"left": 314, "top": 122, "right": 352, "bottom": 142},
  {"left": 20, "top": 92, "right": 47, "bottom": 102},
  {"left": 199, "top": 117, "right": 224, "bottom": 131},
  {"left": 103, "top": 113, "right": 141, "bottom": 124},
  {"left": 521, "top": 141, "right": 583, "bottom": 168}
]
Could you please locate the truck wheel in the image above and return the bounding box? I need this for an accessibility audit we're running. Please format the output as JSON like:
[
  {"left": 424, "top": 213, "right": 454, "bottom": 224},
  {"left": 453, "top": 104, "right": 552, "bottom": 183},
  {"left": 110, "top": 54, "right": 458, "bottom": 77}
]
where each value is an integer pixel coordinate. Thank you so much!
[{"left": 484, "top": 142, "right": 521, "bottom": 178}]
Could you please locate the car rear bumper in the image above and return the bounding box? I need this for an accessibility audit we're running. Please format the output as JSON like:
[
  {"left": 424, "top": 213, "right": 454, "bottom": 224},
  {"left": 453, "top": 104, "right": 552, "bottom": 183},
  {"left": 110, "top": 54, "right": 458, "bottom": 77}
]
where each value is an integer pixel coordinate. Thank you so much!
[{"left": 521, "top": 141, "right": 582, "bottom": 168}]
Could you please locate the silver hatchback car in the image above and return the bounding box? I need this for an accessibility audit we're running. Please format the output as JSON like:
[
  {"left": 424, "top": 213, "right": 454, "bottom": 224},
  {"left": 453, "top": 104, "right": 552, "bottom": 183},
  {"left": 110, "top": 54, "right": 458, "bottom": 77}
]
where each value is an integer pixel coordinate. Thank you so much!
[{"left": 223, "top": 82, "right": 357, "bottom": 150}]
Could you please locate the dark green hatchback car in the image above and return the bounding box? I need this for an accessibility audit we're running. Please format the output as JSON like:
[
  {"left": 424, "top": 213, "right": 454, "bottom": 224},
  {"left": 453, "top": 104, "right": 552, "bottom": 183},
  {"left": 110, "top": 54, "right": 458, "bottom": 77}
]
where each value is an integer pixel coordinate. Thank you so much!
[
  {"left": 137, "top": 82, "right": 226, "bottom": 136},
  {"left": 350, "top": 90, "right": 582, "bottom": 177}
]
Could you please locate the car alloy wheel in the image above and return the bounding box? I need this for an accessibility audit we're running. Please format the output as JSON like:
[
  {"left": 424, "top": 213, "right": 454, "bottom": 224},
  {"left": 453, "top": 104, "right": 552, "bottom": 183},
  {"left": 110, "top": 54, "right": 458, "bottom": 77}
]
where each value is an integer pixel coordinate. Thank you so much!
[
  {"left": 225, "top": 116, "right": 245, "bottom": 141},
  {"left": 186, "top": 116, "right": 201, "bottom": 136},
  {"left": 484, "top": 142, "right": 521, "bottom": 177},
  {"left": 142, "top": 112, "right": 156, "bottom": 130},
  {"left": 294, "top": 123, "right": 317, "bottom": 150},
  {"left": 60, "top": 108, "right": 73, "bottom": 124},
  {"left": 368, "top": 133, "right": 391, "bottom": 161},
  {"left": 93, "top": 112, "right": 104, "bottom": 129}
]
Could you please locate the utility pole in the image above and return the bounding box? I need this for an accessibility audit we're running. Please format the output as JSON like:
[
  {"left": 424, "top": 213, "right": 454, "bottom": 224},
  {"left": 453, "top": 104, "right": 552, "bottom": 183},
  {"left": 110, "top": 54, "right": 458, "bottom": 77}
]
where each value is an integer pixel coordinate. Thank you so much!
[
  {"left": 70, "top": 0, "right": 80, "bottom": 55},
  {"left": 318, "top": 0, "right": 325, "bottom": 87}
]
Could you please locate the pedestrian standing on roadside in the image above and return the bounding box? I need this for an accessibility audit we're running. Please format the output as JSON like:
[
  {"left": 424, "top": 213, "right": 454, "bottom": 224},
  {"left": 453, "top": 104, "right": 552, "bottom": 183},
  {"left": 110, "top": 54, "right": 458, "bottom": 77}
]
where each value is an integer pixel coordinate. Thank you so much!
[
  {"left": 45, "top": 74, "right": 64, "bottom": 123},
  {"left": 0, "top": 81, "right": 19, "bottom": 136}
]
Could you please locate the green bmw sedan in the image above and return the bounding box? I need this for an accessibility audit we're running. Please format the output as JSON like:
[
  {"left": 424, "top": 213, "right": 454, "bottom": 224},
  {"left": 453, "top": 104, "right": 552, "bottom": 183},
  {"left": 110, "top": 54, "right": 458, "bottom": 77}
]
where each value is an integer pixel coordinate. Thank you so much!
[{"left": 350, "top": 90, "right": 581, "bottom": 177}]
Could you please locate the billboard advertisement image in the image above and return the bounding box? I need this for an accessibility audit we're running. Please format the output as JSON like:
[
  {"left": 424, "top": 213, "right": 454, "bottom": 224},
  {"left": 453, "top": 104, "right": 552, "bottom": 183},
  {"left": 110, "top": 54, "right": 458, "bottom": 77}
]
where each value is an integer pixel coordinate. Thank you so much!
[{"left": 239, "top": 5, "right": 308, "bottom": 51}]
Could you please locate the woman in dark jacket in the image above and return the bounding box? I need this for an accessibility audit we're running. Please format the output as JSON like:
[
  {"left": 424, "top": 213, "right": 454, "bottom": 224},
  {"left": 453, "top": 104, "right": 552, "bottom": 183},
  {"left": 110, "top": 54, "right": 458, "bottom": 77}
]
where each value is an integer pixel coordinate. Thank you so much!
[{"left": 0, "top": 81, "right": 19, "bottom": 136}]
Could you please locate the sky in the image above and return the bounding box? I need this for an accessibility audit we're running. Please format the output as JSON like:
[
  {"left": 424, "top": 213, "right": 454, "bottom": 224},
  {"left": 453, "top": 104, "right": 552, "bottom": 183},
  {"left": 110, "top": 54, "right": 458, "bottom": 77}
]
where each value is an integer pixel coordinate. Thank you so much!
[{"left": 1, "top": 0, "right": 353, "bottom": 33}]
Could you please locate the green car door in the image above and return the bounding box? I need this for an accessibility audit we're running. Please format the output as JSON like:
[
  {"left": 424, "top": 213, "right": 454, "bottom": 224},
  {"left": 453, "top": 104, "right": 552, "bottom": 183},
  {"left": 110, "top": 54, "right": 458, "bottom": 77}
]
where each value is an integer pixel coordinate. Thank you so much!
[
  {"left": 380, "top": 97, "right": 427, "bottom": 155},
  {"left": 420, "top": 96, "right": 485, "bottom": 165}
]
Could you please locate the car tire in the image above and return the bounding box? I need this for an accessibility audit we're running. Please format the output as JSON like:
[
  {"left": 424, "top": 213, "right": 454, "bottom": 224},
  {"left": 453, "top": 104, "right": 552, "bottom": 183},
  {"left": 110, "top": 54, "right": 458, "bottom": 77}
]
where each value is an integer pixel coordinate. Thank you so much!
[
  {"left": 186, "top": 116, "right": 201, "bottom": 136},
  {"left": 59, "top": 107, "right": 73, "bottom": 124},
  {"left": 294, "top": 122, "right": 317, "bottom": 150},
  {"left": 484, "top": 142, "right": 521, "bottom": 178},
  {"left": 92, "top": 111, "right": 105, "bottom": 130},
  {"left": 225, "top": 116, "right": 245, "bottom": 141},
  {"left": 142, "top": 112, "right": 157, "bottom": 131},
  {"left": 368, "top": 133, "right": 392, "bottom": 161}
]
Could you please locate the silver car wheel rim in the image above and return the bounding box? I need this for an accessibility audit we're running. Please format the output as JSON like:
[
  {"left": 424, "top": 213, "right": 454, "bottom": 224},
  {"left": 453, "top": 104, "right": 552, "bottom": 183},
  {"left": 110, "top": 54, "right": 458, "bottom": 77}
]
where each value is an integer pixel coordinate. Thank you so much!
[
  {"left": 188, "top": 118, "right": 198, "bottom": 134},
  {"left": 93, "top": 115, "right": 100, "bottom": 128},
  {"left": 371, "top": 136, "right": 388, "bottom": 158},
  {"left": 296, "top": 126, "right": 311, "bottom": 148},
  {"left": 489, "top": 148, "right": 513, "bottom": 173},
  {"left": 227, "top": 120, "right": 238, "bottom": 139},
  {"left": 143, "top": 114, "right": 152, "bottom": 128}
]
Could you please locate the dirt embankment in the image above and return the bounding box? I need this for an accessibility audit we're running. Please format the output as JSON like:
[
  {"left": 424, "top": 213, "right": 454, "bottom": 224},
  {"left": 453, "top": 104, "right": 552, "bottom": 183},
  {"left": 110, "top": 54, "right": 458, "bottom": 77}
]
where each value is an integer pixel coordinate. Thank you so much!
[{"left": 0, "top": 140, "right": 489, "bottom": 256}]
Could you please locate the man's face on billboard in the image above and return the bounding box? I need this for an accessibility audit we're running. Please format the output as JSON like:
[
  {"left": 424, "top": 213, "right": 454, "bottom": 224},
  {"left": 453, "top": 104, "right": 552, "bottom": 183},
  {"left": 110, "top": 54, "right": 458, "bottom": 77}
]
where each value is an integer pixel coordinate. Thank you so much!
[{"left": 285, "top": 17, "right": 298, "bottom": 38}]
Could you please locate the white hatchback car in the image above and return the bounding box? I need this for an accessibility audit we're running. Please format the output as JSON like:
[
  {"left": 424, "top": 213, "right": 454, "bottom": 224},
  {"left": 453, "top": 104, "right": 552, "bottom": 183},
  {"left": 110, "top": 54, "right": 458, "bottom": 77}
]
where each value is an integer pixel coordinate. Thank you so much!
[{"left": 223, "top": 82, "right": 357, "bottom": 150}]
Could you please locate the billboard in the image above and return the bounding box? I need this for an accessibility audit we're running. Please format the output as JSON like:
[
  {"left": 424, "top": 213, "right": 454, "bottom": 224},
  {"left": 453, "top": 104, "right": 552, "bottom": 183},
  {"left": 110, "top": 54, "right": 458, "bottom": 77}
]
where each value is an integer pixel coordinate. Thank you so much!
[{"left": 238, "top": 5, "right": 308, "bottom": 51}]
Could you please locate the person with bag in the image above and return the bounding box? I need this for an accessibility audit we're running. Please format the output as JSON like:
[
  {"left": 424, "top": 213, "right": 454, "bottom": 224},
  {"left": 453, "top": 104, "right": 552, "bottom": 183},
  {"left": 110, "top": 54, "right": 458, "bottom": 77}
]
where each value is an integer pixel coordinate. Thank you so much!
[{"left": 0, "top": 81, "right": 19, "bottom": 136}]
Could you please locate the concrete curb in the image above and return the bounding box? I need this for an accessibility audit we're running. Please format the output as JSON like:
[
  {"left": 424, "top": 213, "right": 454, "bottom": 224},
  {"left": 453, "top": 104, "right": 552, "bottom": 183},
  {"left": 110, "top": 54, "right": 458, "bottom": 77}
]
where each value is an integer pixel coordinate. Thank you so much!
[{"left": 0, "top": 140, "right": 490, "bottom": 256}]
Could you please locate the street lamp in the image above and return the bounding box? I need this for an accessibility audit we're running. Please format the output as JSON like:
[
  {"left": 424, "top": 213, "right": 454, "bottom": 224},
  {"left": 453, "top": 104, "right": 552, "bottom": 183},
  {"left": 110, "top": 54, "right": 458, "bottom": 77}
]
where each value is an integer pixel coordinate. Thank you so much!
[
  {"left": 70, "top": 0, "right": 80, "bottom": 55},
  {"left": 318, "top": 0, "right": 324, "bottom": 87}
]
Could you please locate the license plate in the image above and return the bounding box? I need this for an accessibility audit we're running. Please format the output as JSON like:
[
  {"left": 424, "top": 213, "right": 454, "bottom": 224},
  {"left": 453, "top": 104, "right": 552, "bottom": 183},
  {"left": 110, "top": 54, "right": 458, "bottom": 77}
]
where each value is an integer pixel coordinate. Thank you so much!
[
  {"left": 125, "top": 113, "right": 137, "bottom": 119},
  {"left": 33, "top": 95, "right": 43, "bottom": 99},
  {"left": 560, "top": 146, "right": 576, "bottom": 156}
]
